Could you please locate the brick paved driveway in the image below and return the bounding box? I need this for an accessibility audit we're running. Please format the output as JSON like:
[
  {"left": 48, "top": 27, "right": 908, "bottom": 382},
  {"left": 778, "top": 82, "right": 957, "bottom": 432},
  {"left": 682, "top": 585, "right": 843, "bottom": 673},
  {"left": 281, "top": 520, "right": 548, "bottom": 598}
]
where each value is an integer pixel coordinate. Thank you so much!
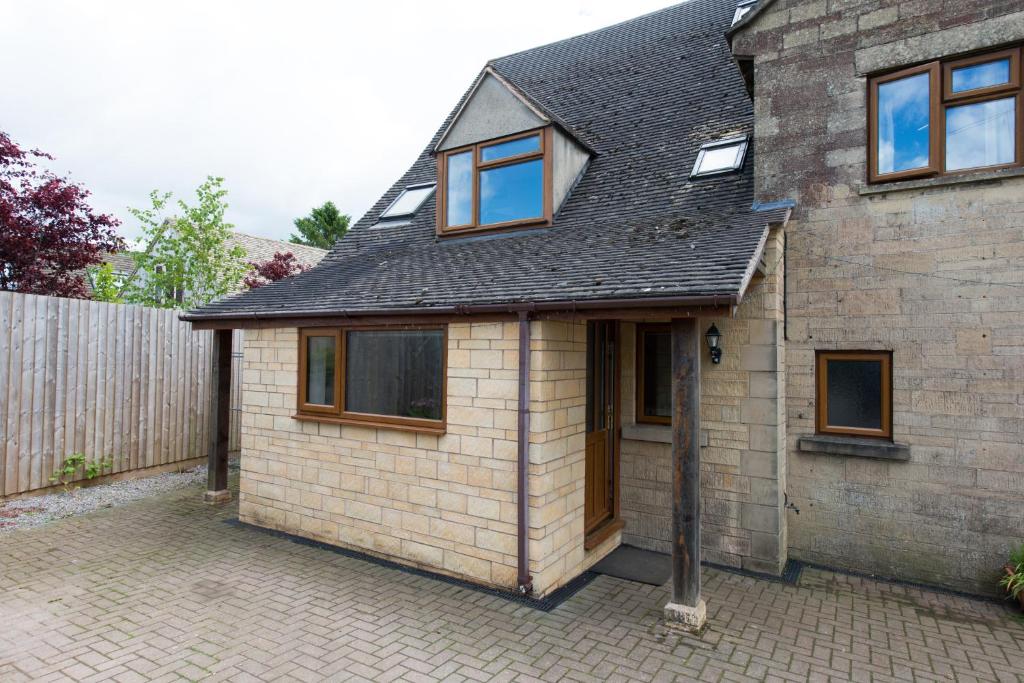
[{"left": 2, "top": 479, "right": 1022, "bottom": 682}]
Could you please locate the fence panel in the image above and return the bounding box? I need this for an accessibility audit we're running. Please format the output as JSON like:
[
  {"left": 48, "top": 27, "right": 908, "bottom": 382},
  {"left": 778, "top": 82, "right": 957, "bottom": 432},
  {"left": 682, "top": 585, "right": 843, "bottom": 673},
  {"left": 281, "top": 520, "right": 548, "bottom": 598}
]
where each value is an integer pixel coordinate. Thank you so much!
[{"left": 0, "top": 291, "right": 215, "bottom": 497}]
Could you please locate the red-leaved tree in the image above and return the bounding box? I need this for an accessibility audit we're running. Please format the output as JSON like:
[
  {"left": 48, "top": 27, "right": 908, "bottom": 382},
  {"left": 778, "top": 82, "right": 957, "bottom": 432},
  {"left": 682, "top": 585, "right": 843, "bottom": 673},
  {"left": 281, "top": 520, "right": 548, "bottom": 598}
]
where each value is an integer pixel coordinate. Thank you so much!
[
  {"left": 0, "top": 131, "right": 123, "bottom": 298},
  {"left": 243, "top": 251, "right": 308, "bottom": 289}
]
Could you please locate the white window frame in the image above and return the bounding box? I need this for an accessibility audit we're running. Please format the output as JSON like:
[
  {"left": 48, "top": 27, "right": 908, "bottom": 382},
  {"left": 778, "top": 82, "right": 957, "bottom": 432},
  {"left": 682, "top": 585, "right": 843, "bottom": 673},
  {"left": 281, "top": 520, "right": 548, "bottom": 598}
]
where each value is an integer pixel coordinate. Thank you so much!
[{"left": 690, "top": 135, "right": 750, "bottom": 178}]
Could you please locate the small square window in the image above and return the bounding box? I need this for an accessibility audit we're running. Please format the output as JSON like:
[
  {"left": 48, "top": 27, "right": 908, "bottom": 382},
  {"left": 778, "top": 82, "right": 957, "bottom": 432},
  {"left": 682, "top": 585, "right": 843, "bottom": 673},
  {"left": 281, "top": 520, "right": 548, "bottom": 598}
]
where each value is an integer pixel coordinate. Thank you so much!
[
  {"left": 690, "top": 136, "right": 749, "bottom": 177},
  {"left": 379, "top": 183, "right": 435, "bottom": 220},
  {"left": 816, "top": 351, "right": 892, "bottom": 439}
]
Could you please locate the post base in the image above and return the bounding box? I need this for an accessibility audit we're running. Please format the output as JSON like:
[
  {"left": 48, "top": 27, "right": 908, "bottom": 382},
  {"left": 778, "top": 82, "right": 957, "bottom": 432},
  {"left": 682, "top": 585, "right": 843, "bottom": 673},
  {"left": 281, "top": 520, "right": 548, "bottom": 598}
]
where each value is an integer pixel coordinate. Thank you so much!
[
  {"left": 204, "top": 489, "right": 232, "bottom": 504},
  {"left": 664, "top": 599, "right": 707, "bottom": 632}
]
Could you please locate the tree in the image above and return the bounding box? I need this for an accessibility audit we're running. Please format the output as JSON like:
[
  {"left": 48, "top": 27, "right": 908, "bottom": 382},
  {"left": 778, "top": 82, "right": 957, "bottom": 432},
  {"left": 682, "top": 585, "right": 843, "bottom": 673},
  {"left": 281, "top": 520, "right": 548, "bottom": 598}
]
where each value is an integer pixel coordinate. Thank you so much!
[
  {"left": 123, "top": 177, "right": 246, "bottom": 309},
  {"left": 0, "top": 131, "right": 122, "bottom": 298},
  {"left": 243, "top": 251, "right": 308, "bottom": 289},
  {"left": 290, "top": 201, "right": 349, "bottom": 250},
  {"left": 87, "top": 263, "right": 124, "bottom": 304}
]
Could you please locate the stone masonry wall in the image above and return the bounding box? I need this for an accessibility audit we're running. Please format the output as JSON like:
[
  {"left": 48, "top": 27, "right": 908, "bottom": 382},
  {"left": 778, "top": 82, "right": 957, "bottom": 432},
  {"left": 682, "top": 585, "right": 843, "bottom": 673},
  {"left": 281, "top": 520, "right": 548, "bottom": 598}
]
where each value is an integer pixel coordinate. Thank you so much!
[
  {"left": 238, "top": 323, "right": 522, "bottom": 590},
  {"left": 619, "top": 227, "right": 787, "bottom": 575},
  {"left": 733, "top": 0, "right": 1024, "bottom": 593}
]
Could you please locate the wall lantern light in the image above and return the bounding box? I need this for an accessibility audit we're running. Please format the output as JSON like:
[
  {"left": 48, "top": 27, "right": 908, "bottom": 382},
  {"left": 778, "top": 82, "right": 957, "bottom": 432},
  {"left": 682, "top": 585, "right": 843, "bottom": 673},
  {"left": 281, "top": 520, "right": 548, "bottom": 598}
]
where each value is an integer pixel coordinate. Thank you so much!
[{"left": 705, "top": 324, "right": 722, "bottom": 364}]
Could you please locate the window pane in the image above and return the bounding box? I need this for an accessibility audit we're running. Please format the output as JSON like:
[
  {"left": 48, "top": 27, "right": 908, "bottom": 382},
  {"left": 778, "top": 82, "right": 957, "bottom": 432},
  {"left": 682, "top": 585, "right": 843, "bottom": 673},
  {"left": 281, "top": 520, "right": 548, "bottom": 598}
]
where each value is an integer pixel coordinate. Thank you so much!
[
  {"left": 345, "top": 330, "right": 444, "bottom": 420},
  {"left": 306, "top": 336, "right": 336, "bottom": 406},
  {"left": 945, "top": 97, "right": 1016, "bottom": 171},
  {"left": 480, "top": 134, "right": 541, "bottom": 162},
  {"left": 381, "top": 185, "right": 434, "bottom": 219},
  {"left": 877, "top": 71, "right": 931, "bottom": 174},
  {"left": 446, "top": 152, "right": 472, "bottom": 226},
  {"left": 695, "top": 143, "right": 743, "bottom": 175},
  {"left": 826, "top": 359, "right": 882, "bottom": 430},
  {"left": 642, "top": 331, "right": 671, "bottom": 418},
  {"left": 479, "top": 158, "right": 543, "bottom": 225},
  {"left": 951, "top": 58, "right": 1011, "bottom": 94}
]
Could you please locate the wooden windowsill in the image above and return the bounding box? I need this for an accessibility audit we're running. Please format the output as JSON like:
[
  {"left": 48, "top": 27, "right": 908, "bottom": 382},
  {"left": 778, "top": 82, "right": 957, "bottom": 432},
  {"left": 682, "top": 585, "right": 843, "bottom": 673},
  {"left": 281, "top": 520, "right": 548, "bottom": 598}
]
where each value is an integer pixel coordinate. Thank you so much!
[
  {"left": 584, "top": 519, "right": 624, "bottom": 551},
  {"left": 292, "top": 413, "right": 447, "bottom": 435}
]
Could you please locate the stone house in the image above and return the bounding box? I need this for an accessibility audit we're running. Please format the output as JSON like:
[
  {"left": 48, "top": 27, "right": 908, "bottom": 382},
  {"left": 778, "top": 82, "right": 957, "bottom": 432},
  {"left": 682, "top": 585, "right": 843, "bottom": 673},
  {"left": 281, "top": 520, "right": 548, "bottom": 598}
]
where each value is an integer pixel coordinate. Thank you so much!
[{"left": 184, "top": 0, "right": 1023, "bottom": 629}]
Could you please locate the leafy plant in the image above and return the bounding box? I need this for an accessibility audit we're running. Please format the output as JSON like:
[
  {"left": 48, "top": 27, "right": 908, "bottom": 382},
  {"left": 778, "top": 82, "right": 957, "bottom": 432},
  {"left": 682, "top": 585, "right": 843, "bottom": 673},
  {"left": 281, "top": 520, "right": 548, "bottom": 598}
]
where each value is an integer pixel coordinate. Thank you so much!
[
  {"left": 243, "top": 251, "right": 308, "bottom": 289},
  {"left": 0, "top": 130, "right": 123, "bottom": 298},
  {"left": 49, "top": 453, "right": 113, "bottom": 494},
  {"left": 87, "top": 262, "right": 125, "bottom": 303},
  {"left": 1000, "top": 543, "right": 1024, "bottom": 602},
  {"left": 122, "top": 177, "right": 247, "bottom": 309}
]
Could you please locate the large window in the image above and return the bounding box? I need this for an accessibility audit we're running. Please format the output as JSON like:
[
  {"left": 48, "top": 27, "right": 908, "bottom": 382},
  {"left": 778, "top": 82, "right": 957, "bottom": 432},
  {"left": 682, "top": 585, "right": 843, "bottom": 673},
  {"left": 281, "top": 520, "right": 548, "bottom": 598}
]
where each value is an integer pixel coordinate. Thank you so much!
[
  {"left": 869, "top": 46, "right": 1022, "bottom": 182},
  {"left": 636, "top": 324, "right": 671, "bottom": 425},
  {"left": 815, "top": 351, "right": 892, "bottom": 439},
  {"left": 436, "top": 128, "right": 551, "bottom": 235},
  {"left": 298, "top": 327, "right": 446, "bottom": 431}
]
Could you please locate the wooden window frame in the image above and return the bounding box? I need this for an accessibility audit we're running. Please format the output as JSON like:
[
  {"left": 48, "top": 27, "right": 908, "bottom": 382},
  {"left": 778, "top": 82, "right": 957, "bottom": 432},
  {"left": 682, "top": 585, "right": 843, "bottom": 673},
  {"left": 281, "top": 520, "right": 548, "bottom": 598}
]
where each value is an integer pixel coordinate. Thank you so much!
[
  {"left": 635, "top": 323, "right": 671, "bottom": 426},
  {"left": 868, "top": 45, "right": 1024, "bottom": 183},
  {"left": 295, "top": 325, "right": 448, "bottom": 434},
  {"left": 815, "top": 351, "right": 892, "bottom": 440},
  {"left": 435, "top": 127, "right": 553, "bottom": 236}
]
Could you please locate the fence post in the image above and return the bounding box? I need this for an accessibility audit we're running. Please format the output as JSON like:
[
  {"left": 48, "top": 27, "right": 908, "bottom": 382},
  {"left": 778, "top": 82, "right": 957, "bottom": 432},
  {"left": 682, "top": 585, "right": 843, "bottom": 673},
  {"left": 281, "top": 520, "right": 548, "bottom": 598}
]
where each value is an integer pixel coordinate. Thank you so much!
[{"left": 204, "top": 328, "right": 232, "bottom": 503}]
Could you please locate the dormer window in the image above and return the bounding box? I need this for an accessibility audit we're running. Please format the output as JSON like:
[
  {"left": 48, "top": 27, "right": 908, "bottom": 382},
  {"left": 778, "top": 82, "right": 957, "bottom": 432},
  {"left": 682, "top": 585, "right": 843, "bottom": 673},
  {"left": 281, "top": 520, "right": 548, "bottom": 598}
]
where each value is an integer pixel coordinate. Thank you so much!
[
  {"left": 380, "top": 183, "right": 435, "bottom": 220},
  {"left": 436, "top": 128, "right": 552, "bottom": 235},
  {"left": 732, "top": 0, "right": 756, "bottom": 26},
  {"left": 690, "top": 135, "right": 749, "bottom": 177}
]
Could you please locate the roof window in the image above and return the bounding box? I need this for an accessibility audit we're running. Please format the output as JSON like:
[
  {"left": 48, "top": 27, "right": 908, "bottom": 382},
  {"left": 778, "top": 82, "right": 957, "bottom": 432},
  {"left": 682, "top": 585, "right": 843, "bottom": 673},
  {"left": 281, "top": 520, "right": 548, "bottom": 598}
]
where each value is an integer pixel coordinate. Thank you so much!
[
  {"left": 732, "top": 0, "right": 757, "bottom": 25},
  {"left": 690, "top": 135, "right": 749, "bottom": 178},
  {"left": 379, "top": 183, "right": 435, "bottom": 220}
]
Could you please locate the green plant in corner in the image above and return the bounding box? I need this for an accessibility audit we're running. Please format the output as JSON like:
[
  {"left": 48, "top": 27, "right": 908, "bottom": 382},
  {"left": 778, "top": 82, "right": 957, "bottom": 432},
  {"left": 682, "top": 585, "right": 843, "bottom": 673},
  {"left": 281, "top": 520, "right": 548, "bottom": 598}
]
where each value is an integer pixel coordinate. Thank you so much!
[
  {"left": 1000, "top": 544, "right": 1024, "bottom": 606},
  {"left": 49, "top": 453, "right": 113, "bottom": 494}
]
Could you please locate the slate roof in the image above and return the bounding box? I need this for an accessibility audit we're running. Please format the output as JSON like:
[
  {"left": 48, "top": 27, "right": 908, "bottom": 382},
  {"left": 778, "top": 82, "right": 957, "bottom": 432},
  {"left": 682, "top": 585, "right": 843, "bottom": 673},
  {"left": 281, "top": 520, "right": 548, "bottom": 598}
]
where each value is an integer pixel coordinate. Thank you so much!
[{"left": 185, "top": 0, "right": 787, "bottom": 322}]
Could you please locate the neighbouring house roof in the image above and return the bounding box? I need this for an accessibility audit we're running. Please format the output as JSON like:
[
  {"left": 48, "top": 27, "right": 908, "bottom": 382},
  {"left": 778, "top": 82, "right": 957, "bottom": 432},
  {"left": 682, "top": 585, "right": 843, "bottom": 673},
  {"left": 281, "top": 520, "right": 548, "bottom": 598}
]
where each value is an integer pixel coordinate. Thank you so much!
[
  {"left": 184, "top": 0, "right": 788, "bottom": 323},
  {"left": 86, "top": 231, "right": 327, "bottom": 294}
]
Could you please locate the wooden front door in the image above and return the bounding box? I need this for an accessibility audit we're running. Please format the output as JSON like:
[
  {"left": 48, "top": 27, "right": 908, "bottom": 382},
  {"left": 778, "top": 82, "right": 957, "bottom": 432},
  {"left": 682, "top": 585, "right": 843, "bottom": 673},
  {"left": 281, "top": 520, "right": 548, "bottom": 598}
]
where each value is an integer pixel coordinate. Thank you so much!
[{"left": 585, "top": 321, "right": 618, "bottom": 537}]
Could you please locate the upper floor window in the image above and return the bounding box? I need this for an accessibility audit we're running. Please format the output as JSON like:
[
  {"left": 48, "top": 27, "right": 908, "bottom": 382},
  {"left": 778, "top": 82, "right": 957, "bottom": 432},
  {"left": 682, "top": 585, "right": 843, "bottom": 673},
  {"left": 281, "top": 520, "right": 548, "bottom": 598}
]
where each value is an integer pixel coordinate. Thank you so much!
[
  {"left": 380, "top": 183, "right": 435, "bottom": 220},
  {"left": 868, "top": 46, "right": 1022, "bottom": 182},
  {"left": 436, "top": 128, "right": 551, "bottom": 235},
  {"left": 690, "top": 135, "right": 749, "bottom": 178}
]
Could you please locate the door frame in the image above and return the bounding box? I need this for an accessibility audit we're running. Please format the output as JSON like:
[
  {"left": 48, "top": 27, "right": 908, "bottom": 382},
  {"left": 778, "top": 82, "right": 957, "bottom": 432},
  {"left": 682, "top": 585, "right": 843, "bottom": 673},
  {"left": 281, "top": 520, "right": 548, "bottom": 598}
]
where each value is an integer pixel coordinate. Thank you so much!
[{"left": 584, "top": 320, "right": 623, "bottom": 550}]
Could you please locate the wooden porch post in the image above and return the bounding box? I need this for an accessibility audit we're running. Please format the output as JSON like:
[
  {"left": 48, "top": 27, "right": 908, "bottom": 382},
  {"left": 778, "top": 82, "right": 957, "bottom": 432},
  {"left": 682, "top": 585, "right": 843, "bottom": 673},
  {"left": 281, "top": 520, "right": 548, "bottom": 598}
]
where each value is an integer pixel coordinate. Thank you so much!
[
  {"left": 665, "top": 317, "right": 706, "bottom": 631},
  {"left": 205, "top": 329, "right": 232, "bottom": 503}
]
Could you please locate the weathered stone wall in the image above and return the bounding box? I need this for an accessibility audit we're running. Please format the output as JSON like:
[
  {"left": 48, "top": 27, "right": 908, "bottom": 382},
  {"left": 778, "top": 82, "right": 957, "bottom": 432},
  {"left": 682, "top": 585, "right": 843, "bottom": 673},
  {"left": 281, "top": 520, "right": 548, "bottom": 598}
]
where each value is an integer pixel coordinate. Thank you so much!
[
  {"left": 733, "top": 0, "right": 1024, "bottom": 593},
  {"left": 619, "top": 227, "right": 787, "bottom": 575}
]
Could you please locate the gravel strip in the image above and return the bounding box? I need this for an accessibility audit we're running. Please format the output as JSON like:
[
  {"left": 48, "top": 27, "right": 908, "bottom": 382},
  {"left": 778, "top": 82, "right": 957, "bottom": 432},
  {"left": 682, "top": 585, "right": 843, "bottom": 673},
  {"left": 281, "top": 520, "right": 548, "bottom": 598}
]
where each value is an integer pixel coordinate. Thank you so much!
[{"left": 0, "top": 465, "right": 207, "bottom": 533}]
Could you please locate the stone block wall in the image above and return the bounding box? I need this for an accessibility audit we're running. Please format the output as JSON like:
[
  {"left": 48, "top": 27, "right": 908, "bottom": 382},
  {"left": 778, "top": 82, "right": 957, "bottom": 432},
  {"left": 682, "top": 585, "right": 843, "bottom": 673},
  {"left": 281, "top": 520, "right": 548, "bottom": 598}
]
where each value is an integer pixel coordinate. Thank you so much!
[
  {"left": 238, "top": 323, "right": 522, "bottom": 590},
  {"left": 619, "top": 227, "right": 787, "bottom": 575},
  {"left": 732, "top": 0, "right": 1024, "bottom": 593}
]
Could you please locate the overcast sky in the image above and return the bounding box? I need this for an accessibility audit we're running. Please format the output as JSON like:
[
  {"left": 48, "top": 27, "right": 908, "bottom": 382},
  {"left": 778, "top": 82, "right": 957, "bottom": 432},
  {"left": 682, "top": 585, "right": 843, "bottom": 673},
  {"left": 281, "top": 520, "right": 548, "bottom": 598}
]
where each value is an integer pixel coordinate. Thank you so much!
[{"left": 2, "top": 0, "right": 681, "bottom": 242}]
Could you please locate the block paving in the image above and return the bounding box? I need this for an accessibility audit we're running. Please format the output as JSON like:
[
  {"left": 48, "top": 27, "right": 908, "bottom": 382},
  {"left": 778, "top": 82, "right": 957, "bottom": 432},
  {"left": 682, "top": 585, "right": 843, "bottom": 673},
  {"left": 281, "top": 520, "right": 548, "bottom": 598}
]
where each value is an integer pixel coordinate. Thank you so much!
[{"left": 1, "top": 478, "right": 1022, "bottom": 682}]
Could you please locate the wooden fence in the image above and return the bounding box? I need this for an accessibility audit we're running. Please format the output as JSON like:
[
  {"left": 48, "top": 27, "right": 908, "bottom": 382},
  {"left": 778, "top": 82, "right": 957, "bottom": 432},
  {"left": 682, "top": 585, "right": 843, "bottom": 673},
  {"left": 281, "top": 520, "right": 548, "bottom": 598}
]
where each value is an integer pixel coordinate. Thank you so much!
[{"left": 0, "top": 291, "right": 217, "bottom": 497}]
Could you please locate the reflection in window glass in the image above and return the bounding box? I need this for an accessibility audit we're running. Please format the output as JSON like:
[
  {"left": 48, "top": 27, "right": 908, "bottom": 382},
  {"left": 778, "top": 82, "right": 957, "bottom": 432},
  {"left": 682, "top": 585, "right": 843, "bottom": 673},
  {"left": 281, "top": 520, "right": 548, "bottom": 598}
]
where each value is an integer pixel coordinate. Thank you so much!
[
  {"left": 306, "top": 336, "right": 336, "bottom": 406},
  {"left": 446, "top": 152, "right": 473, "bottom": 226},
  {"left": 877, "top": 72, "right": 931, "bottom": 174},
  {"left": 946, "top": 97, "right": 1016, "bottom": 171},
  {"left": 642, "top": 331, "right": 672, "bottom": 419},
  {"left": 345, "top": 330, "right": 444, "bottom": 420},
  {"left": 826, "top": 359, "right": 882, "bottom": 430},
  {"left": 480, "top": 134, "right": 540, "bottom": 162},
  {"left": 951, "top": 59, "right": 1011, "bottom": 93},
  {"left": 479, "top": 158, "right": 543, "bottom": 225}
]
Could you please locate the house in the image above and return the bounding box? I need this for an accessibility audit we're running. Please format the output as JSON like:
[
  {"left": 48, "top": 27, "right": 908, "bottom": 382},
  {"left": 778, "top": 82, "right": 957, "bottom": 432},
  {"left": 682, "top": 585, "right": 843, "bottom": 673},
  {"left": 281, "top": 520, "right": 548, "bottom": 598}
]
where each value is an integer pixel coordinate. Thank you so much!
[
  {"left": 183, "top": 0, "right": 1024, "bottom": 630},
  {"left": 87, "top": 231, "right": 328, "bottom": 295}
]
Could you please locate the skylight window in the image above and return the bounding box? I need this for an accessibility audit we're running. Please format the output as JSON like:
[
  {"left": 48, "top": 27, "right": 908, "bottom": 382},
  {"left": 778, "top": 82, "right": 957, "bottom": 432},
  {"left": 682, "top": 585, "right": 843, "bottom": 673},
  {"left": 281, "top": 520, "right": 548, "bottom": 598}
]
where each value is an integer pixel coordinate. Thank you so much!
[
  {"left": 690, "top": 136, "right": 749, "bottom": 178},
  {"left": 379, "top": 183, "right": 435, "bottom": 219},
  {"left": 732, "top": 0, "right": 757, "bottom": 25}
]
